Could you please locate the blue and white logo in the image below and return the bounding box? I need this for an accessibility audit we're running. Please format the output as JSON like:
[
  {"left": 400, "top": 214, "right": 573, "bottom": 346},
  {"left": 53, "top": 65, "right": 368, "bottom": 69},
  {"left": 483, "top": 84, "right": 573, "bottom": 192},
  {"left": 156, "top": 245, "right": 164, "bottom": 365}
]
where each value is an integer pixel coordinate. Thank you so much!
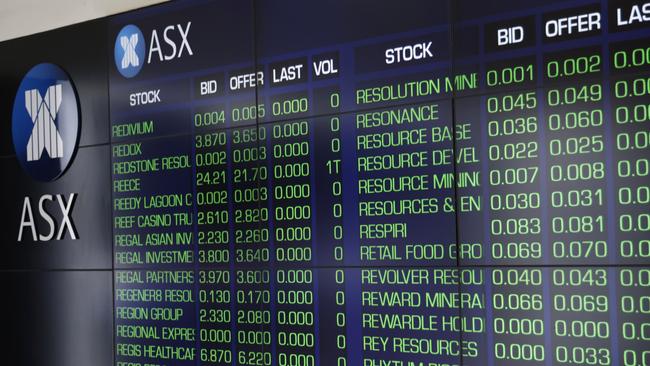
[
  {"left": 12, "top": 63, "right": 79, "bottom": 182},
  {"left": 114, "top": 24, "right": 145, "bottom": 78}
]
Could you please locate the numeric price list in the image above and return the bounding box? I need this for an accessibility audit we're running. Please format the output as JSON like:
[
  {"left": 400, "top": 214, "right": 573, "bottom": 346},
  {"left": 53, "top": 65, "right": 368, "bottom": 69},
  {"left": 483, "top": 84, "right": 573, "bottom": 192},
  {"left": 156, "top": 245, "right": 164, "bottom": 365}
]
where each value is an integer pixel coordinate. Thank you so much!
[{"left": 110, "top": 0, "right": 650, "bottom": 365}]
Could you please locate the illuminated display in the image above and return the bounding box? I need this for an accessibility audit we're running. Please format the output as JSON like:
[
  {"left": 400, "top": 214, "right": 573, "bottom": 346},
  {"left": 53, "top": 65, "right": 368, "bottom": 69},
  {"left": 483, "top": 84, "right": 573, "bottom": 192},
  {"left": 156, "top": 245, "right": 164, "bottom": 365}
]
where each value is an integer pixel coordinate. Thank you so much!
[{"left": 105, "top": 1, "right": 650, "bottom": 366}]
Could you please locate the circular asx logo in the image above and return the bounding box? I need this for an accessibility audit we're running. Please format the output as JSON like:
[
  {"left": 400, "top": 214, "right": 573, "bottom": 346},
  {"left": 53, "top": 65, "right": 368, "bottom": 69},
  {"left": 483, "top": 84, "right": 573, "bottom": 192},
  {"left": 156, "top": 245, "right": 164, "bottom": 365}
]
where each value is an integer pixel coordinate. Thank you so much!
[
  {"left": 114, "top": 24, "right": 145, "bottom": 78},
  {"left": 12, "top": 63, "right": 80, "bottom": 182}
]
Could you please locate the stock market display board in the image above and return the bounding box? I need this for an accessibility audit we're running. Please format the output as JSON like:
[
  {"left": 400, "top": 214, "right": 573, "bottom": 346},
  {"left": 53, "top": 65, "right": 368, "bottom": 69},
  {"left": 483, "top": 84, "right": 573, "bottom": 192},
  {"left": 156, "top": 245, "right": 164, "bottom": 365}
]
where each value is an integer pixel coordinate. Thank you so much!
[{"left": 109, "top": 0, "right": 650, "bottom": 365}]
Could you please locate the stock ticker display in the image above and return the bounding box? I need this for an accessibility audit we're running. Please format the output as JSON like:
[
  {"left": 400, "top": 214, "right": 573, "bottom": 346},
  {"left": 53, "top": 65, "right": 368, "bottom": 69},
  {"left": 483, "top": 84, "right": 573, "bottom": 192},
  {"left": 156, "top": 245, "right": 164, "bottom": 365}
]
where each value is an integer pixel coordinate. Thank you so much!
[{"left": 109, "top": 0, "right": 650, "bottom": 365}]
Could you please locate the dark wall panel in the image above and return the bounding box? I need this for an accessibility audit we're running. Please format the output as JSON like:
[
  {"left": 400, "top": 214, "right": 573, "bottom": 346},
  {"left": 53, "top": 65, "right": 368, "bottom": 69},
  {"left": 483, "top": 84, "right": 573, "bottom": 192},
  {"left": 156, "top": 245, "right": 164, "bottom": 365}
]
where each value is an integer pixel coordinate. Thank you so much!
[
  {"left": 0, "top": 145, "right": 112, "bottom": 270},
  {"left": 0, "top": 271, "right": 113, "bottom": 366}
]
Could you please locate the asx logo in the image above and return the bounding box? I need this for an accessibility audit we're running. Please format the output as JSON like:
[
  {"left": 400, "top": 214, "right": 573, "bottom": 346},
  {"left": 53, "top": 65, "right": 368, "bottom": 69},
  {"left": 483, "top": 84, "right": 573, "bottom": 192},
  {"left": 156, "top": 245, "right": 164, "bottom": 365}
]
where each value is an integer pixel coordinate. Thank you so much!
[
  {"left": 11, "top": 63, "right": 80, "bottom": 242},
  {"left": 114, "top": 22, "right": 193, "bottom": 78},
  {"left": 12, "top": 63, "right": 79, "bottom": 182}
]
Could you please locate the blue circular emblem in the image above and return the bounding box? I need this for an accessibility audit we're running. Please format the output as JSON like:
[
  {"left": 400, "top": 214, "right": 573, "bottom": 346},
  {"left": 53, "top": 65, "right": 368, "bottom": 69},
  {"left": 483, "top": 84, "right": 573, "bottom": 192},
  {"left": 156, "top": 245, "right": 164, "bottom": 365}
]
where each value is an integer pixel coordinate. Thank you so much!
[
  {"left": 114, "top": 24, "right": 145, "bottom": 78},
  {"left": 12, "top": 63, "right": 80, "bottom": 182}
]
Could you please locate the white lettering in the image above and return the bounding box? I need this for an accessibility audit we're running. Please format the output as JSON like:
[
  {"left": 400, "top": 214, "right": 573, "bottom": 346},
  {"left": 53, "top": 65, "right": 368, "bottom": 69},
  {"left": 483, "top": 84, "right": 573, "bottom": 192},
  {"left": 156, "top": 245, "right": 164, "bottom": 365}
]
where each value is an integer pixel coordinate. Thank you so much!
[
  {"left": 385, "top": 42, "right": 433, "bottom": 64},
  {"left": 545, "top": 12, "right": 600, "bottom": 38}
]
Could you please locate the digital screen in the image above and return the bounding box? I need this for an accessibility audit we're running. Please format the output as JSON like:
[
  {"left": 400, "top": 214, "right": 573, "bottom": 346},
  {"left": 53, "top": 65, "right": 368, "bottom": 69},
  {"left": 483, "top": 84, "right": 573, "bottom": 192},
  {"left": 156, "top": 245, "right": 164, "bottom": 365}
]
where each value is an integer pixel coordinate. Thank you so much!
[{"left": 107, "top": 0, "right": 650, "bottom": 365}]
